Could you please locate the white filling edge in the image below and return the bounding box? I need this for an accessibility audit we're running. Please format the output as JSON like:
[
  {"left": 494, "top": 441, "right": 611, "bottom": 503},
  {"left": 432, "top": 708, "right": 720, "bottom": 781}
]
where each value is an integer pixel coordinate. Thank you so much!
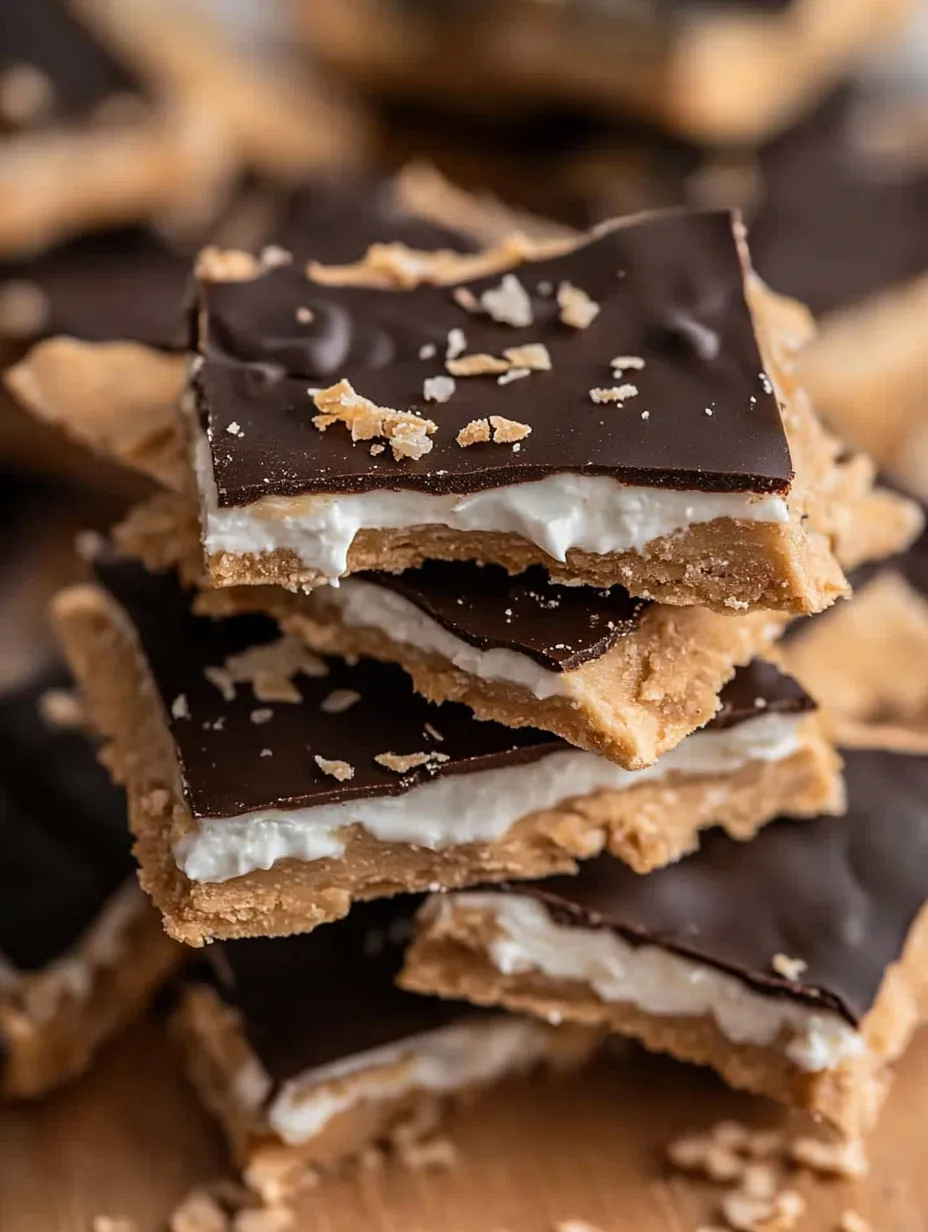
[
  {"left": 234, "top": 1015, "right": 565, "bottom": 1146},
  {"left": 173, "top": 712, "right": 805, "bottom": 884},
  {"left": 195, "top": 429, "right": 789, "bottom": 584},
  {"left": 440, "top": 892, "right": 865, "bottom": 1073}
]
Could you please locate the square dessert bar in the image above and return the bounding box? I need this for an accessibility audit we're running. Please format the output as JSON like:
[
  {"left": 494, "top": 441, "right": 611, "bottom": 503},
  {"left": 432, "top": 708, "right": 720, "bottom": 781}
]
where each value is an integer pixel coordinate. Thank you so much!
[
  {"left": 53, "top": 551, "right": 840, "bottom": 945},
  {"left": 175, "top": 896, "right": 594, "bottom": 1202},
  {"left": 191, "top": 207, "right": 848, "bottom": 614},
  {"left": 0, "top": 669, "right": 179, "bottom": 1097},
  {"left": 402, "top": 745, "right": 928, "bottom": 1139},
  {"left": 298, "top": 0, "right": 912, "bottom": 144}
]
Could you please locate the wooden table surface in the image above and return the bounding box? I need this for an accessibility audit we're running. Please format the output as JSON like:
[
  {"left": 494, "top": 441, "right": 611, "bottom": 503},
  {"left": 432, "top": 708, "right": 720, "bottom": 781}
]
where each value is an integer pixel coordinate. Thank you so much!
[{"left": 3, "top": 1014, "right": 928, "bottom": 1232}]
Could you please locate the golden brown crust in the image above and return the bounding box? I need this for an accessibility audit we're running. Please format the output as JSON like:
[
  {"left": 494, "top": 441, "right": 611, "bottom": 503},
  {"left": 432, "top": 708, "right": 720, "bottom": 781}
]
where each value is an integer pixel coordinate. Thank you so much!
[
  {"left": 52, "top": 582, "right": 840, "bottom": 944},
  {"left": 0, "top": 902, "right": 180, "bottom": 1098},
  {"left": 400, "top": 897, "right": 928, "bottom": 1138}
]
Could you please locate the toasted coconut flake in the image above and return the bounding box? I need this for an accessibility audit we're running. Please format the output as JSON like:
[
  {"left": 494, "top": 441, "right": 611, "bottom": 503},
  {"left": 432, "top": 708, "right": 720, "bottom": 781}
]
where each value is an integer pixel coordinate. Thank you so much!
[
  {"left": 375, "top": 750, "right": 450, "bottom": 773},
  {"left": 314, "top": 755, "right": 354, "bottom": 781},
  {"left": 490, "top": 415, "right": 532, "bottom": 443},
  {"left": 480, "top": 273, "right": 533, "bottom": 327},
  {"left": 423, "top": 375, "right": 456, "bottom": 403},
  {"left": 504, "top": 343, "right": 551, "bottom": 371},
  {"left": 446, "top": 353, "right": 510, "bottom": 377},
  {"left": 456, "top": 419, "right": 491, "bottom": 447},
  {"left": 557, "top": 282, "right": 600, "bottom": 329}
]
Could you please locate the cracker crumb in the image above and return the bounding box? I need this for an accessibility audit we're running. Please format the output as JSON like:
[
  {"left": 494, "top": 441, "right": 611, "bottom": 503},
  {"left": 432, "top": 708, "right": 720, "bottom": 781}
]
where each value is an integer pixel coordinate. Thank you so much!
[
  {"left": 0, "top": 63, "right": 54, "bottom": 125},
  {"left": 446, "top": 352, "right": 510, "bottom": 377},
  {"left": 504, "top": 343, "right": 552, "bottom": 371},
  {"left": 557, "top": 282, "right": 600, "bottom": 329},
  {"left": 260, "top": 749, "right": 272, "bottom": 757},
  {"left": 0, "top": 279, "right": 48, "bottom": 336},
  {"left": 838, "top": 1213, "right": 871, "bottom": 1232},
  {"left": 446, "top": 328, "right": 468, "bottom": 360},
  {"left": 314, "top": 755, "right": 354, "bottom": 781},
  {"left": 308, "top": 233, "right": 551, "bottom": 290},
  {"left": 370, "top": 443, "right": 385, "bottom": 455},
  {"left": 759, "top": 372, "right": 773, "bottom": 395},
  {"left": 250, "top": 708, "right": 273, "bottom": 725},
  {"left": 610, "top": 355, "right": 645, "bottom": 372},
  {"left": 311, "top": 379, "right": 436, "bottom": 461},
  {"left": 39, "top": 688, "right": 86, "bottom": 730},
  {"left": 419, "top": 343, "right": 437, "bottom": 359},
  {"left": 169, "top": 1189, "right": 228, "bottom": 1232},
  {"left": 589, "top": 385, "right": 637, "bottom": 404},
  {"left": 375, "top": 750, "right": 450, "bottom": 773},
  {"left": 498, "top": 367, "right": 531, "bottom": 385},
  {"left": 721, "top": 1190, "right": 805, "bottom": 1232},
  {"left": 260, "top": 245, "right": 292, "bottom": 269},
  {"left": 171, "top": 694, "right": 190, "bottom": 720},
  {"left": 453, "top": 287, "right": 479, "bottom": 312},
  {"left": 480, "top": 273, "right": 533, "bottom": 327},
  {"left": 226, "top": 422, "right": 242, "bottom": 436},
  {"left": 424, "top": 723, "right": 444, "bottom": 742},
  {"left": 772, "top": 954, "right": 807, "bottom": 982},
  {"left": 490, "top": 415, "right": 531, "bottom": 443},
  {"left": 423, "top": 375, "right": 456, "bottom": 403},
  {"left": 196, "top": 247, "right": 263, "bottom": 282},
  {"left": 788, "top": 1135, "right": 868, "bottom": 1179},
  {"left": 456, "top": 418, "right": 491, "bottom": 447},
  {"left": 296, "top": 307, "right": 314, "bottom": 324},
  {"left": 214, "top": 637, "right": 328, "bottom": 704},
  {"left": 320, "top": 689, "right": 361, "bottom": 715}
]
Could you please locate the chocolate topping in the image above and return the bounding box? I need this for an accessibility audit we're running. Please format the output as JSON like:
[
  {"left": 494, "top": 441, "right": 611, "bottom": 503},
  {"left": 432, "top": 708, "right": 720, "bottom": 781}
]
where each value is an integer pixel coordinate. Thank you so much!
[
  {"left": 508, "top": 747, "right": 928, "bottom": 1025},
  {"left": 195, "top": 209, "right": 792, "bottom": 507},
  {"left": 361, "top": 562, "right": 649, "bottom": 671},
  {"left": 209, "top": 897, "right": 473, "bottom": 1086},
  {"left": 751, "top": 90, "right": 928, "bottom": 317},
  {"left": 710, "top": 657, "right": 813, "bottom": 729},
  {"left": 0, "top": 0, "right": 140, "bottom": 133},
  {"left": 0, "top": 667, "right": 131, "bottom": 973},
  {"left": 92, "top": 549, "right": 809, "bottom": 820}
]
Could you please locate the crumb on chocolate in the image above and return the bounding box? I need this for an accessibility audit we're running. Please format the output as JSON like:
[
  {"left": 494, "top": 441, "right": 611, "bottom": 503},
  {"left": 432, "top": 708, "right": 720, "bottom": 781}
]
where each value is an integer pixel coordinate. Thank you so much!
[
  {"left": 557, "top": 282, "right": 600, "bottom": 329},
  {"left": 196, "top": 247, "right": 263, "bottom": 282},
  {"left": 370, "top": 443, "right": 384, "bottom": 455},
  {"left": 498, "top": 367, "right": 530, "bottom": 385},
  {"left": 226, "top": 422, "right": 242, "bottom": 436},
  {"left": 250, "top": 708, "right": 273, "bottom": 725},
  {"left": 419, "top": 342, "right": 437, "bottom": 359},
  {"left": 610, "top": 355, "right": 645, "bottom": 372},
  {"left": 589, "top": 385, "right": 638, "bottom": 404},
  {"left": 480, "top": 273, "right": 533, "bottom": 327},
  {"left": 260, "top": 245, "right": 292, "bottom": 269},
  {"left": 296, "top": 307, "right": 314, "bottom": 324},
  {"left": 772, "top": 954, "right": 807, "bottom": 982},
  {"left": 171, "top": 694, "right": 190, "bottom": 720},
  {"left": 307, "top": 233, "right": 548, "bottom": 291},
  {"left": 504, "top": 343, "right": 552, "bottom": 371},
  {"left": 0, "top": 63, "right": 54, "bottom": 125},
  {"left": 0, "top": 279, "right": 48, "bottom": 336},
  {"left": 446, "top": 327, "right": 467, "bottom": 359},
  {"left": 456, "top": 418, "right": 491, "bottom": 447},
  {"left": 423, "top": 375, "right": 456, "bottom": 403},
  {"left": 788, "top": 1135, "right": 868, "bottom": 1179},
  {"left": 314, "top": 755, "right": 354, "bottom": 781},
  {"left": 312, "top": 379, "right": 437, "bottom": 461},
  {"left": 424, "top": 722, "right": 444, "bottom": 742},
  {"left": 206, "top": 636, "right": 328, "bottom": 705},
  {"left": 375, "top": 750, "right": 450, "bottom": 773},
  {"left": 446, "top": 352, "right": 510, "bottom": 377},
  {"left": 490, "top": 415, "right": 532, "bottom": 443},
  {"left": 320, "top": 688, "right": 361, "bottom": 715}
]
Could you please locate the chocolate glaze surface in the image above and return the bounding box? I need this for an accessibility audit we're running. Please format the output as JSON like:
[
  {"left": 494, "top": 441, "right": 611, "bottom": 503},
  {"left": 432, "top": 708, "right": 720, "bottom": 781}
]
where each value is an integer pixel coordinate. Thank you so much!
[
  {"left": 196, "top": 209, "right": 792, "bottom": 507},
  {"left": 751, "top": 90, "right": 928, "bottom": 317},
  {"left": 0, "top": 0, "right": 140, "bottom": 133},
  {"left": 0, "top": 667, "right": 132, "bottom": 973},
  {"left": 93, "top": 549, "right": 810, "bottom": 820},
  {"left": 509, "top": 747, "right": 928, "bottom": 1024},
  {"left": 209, "top": 896, "right": 473, "bottom": 1086}
]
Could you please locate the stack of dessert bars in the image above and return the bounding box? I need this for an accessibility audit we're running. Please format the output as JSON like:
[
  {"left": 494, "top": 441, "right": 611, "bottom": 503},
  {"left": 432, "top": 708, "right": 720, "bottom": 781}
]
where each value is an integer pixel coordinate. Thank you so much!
[{"left": 45, "top": 187, "right": 928, "bottom": 1200}]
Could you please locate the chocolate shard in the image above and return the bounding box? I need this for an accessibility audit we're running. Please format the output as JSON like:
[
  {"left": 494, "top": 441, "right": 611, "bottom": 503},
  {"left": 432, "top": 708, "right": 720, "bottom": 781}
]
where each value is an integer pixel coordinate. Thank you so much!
[
  {"left": 195, "top": 209, "right": 793, "bottom": 507},
  {"left": 507, "top": 746, "right": 928, "bottom": 1025}
]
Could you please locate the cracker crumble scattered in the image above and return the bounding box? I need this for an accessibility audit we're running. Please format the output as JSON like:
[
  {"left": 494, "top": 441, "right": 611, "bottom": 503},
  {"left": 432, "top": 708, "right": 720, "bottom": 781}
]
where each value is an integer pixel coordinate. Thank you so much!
[
  {"left": 557, "top": 282, "right": 600, "bottom": 329},
  {"left": 610, "top": 355, "right": 645, "bottom": 372},
  {"left": 504, "top": 343, "right": 552, "bottom": 370},
  {"left": 772, "top": 954, "right": 807, "bottom": 982},
  {"left": 320, "top": 689, "right": 361, "bottom": 715},
  {"left": 423, "top": 374, "right": 456, "bottom": 403},
  {"left": 226, "top": 422, "right": 242, "bottom": 436},
  {"left": 171, "top": 694, "right": 190, "bottom": 720},
  {"left": 453, "top": 286, "right": 479, "bottom": 312},
  {"left": 446, "top": 352, "right": 510, "bottom": 377},
  {"left": 370, "top": 443, "right": 385, "bottom": 455},
  {"left": 446, "top": 327, "right": 468, "bottom": 360},
  {"left": 589, "top": 385, "right": 638, "bottom": 404},
  {"left": 456, "top": 418, "right": 491, "bottom": 447},
  {"left": 260, "top": 749, "right": 272, "bottom": 758},
  {"left": 205, "top": 637, "right": 328, "bottom": 704},
  {"left": 312, "top": 379, "right": 437, "bottom": 461},
  {"left": 705, "top": 407, "right": 714, "bottom": 416},
  {"left": 424, "top": 722, "right": 444, "bottom": 742},
  {"left": 490, "top": 415, "right": 532, "bottom": 443},
  {"left": 314, "top": 755, "right": 354, "bottom": 781},
  {"left": 498, "top": 367, "right": 530, "bottom": 385},
  {"left": 296, "top": 306, "right": 314, "bottom": 324},
  {"left": 419, "top": 342, "right": 437, "bottom": 359},
  {"left": 480, "top": 273, "right": 533, "bottom": 327},
  {"left": 0, "top": 63, "right": 54, "bottom": 125},
  {"left": 0, "top": 279, "right": 48, "bottom": 336},
  {"left": 759, "top": 372, "right": 773, "bottom": 395},
  {"left": 375, "top": 750, "right": 450, "bottom": 773},
  {"left": 250, "top": 708, "right": 273, "bottom": 725}
]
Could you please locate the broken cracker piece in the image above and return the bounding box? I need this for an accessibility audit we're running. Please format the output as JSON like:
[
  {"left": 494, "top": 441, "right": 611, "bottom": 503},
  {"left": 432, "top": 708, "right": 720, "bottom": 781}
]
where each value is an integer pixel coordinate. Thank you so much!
[{"left": 313, "top": 755, "right": 354, "bottom": 781}]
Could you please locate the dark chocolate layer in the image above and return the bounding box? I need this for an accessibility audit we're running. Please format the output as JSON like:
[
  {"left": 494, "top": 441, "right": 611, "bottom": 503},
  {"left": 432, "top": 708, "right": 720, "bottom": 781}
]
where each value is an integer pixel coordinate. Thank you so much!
[
  {"left": 196, "top": 208, "right": 792, "bottom": 507},
  {"left": 0, "top": 0, "right": 140, "bottom": 133},
  {"left": 751, "top": 90, "right": 928, "bottom": 317},
  {"left": 92, "top": 549, "right": 808, "bottom": 821},
  {"left": 209, "top": 897, "right": 472, "bottom": 1086},
  {"left": 710, "top": 657, "right": 813, "bottom": 729},
  {"left": 509, "top": 746, "right": 928, "bottom": 1025},
  {"left": 0, "top": 667, "right": 132, "bottom": 973},
  {"left": 360, "top": 562, "right": 648, "bottom": 671}
]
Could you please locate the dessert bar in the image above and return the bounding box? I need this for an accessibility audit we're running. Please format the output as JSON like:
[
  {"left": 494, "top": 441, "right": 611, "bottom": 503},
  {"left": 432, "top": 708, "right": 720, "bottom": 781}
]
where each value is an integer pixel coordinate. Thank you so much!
[
  {"left": 402, "top": 745, "right": 928, "bottom": 1137},
  {"left": 54, "top": 551, "right": 840, "bottom": 944}
]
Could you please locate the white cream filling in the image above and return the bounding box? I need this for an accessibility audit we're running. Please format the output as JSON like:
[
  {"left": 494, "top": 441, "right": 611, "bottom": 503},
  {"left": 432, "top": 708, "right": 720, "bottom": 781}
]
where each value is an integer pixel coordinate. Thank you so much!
[
  {"left": 173, "top": 711, "right": 804, "bottom": 883},
  {"left": 237, "top": 1016, "right": 562, "bottom": 1146},
  {"left": 195, "top": 430, "right": 789, "bottom": 584},
  {"left": 443, "top": 893, "right": 864, "bottom": 1073},
  {"left": 318, "top": 576, "right": 581, "bottom": 699}
]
